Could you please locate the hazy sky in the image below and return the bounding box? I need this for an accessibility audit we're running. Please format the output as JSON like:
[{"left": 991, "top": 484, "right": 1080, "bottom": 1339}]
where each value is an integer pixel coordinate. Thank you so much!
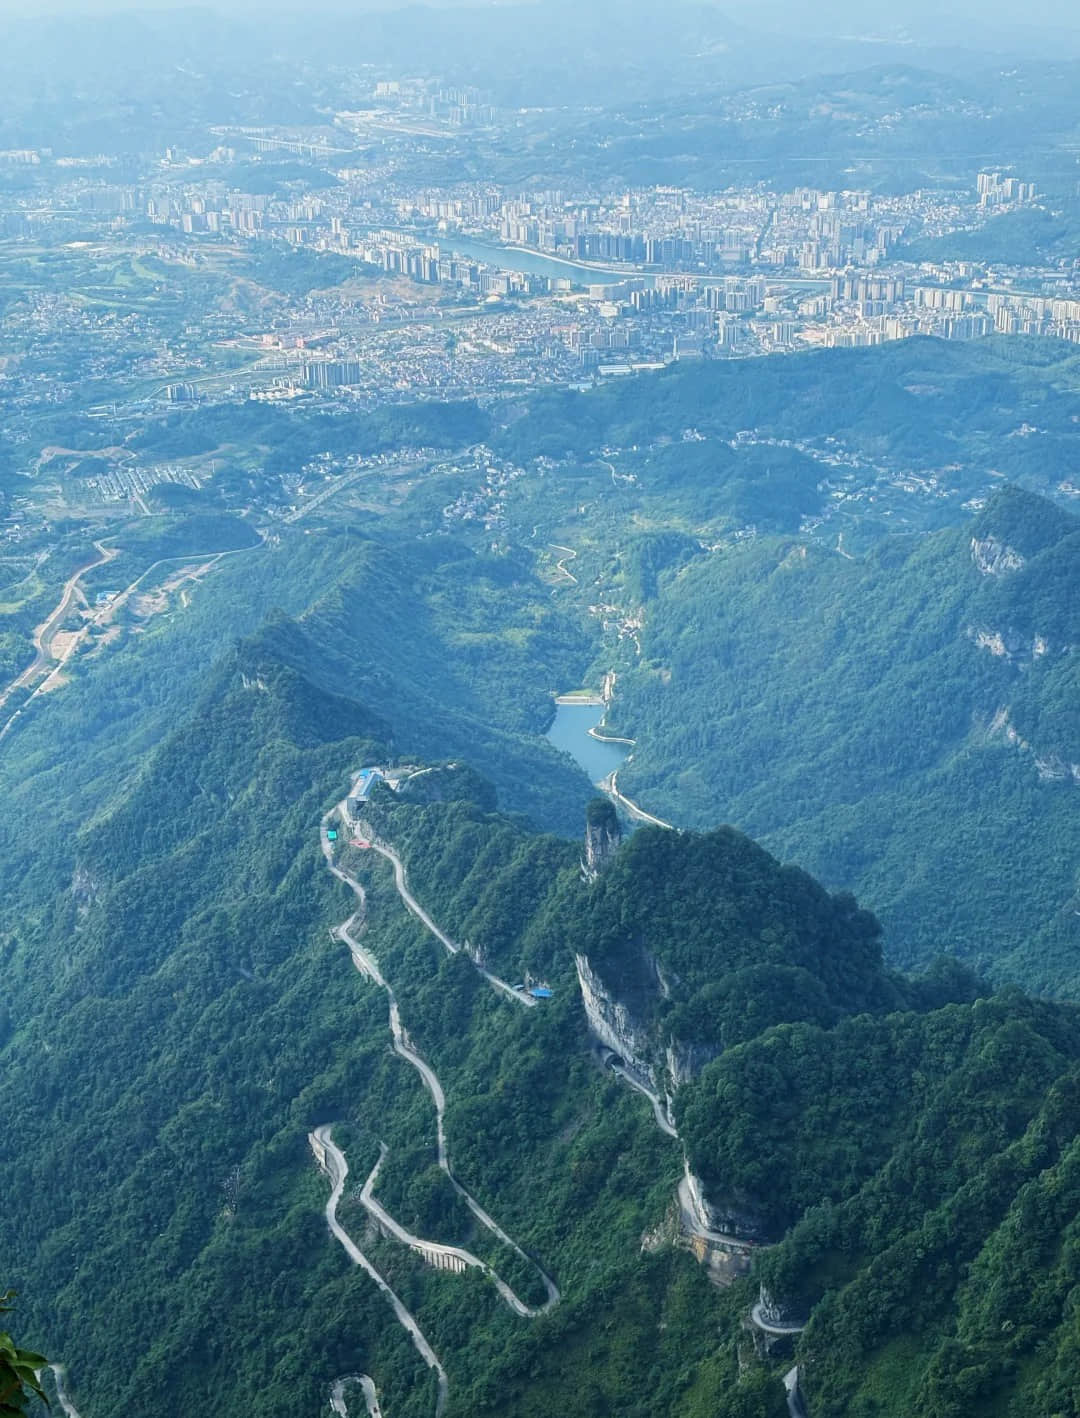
[{"left": 0, "top": 0, "right": 1077, "bottom": 31}]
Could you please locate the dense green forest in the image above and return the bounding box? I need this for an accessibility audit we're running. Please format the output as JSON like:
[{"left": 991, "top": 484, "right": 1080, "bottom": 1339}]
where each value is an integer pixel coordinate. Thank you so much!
[
  {"left": 602, "top": 486, "right": 1080, "bottom": 988},
  {"left": 2, "top": 335, "right": 1080, "bottom": 1417},
  {"left": 494, "top": 337, "right": 1080, "bottom": 505},
  {"left": 3, "top": 643, "right": 1080, "bottom": 1417}
]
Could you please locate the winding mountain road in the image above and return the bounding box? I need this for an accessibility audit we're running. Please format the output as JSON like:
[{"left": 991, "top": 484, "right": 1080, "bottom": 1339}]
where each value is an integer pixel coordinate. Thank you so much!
[
  {"left": 345, "top": 798, "right": 537, "bottom": 1009},
  {"left": 331, "top": 1375, "right": 383, "bottom": 1418},
  {"left": 358, "top": 1144, "right": 552, "bottom": 1317},
  {"left": 0, "top": 542, "right": 118, "bottom": 719},
  {"left": 322, "top": 810, "right": 558, "bottom": 1310},
  {"left": 310, "top": 1127, "right": 449, "bottom": 1418},
  {"left": 677, "top": 1171, "right": 755, "bottom": 1254},
  {"left": 750, "top": 1302, "right": 806, "bottom": 1337},
  {"left": 608, "top": 1058, "right": 678, "bottom": 1139},
  {"left": 549, "top": 544, "right": 579, "bottom": 585},
  {"left": 601, "top": 770, "right": 675, "bottom": 831},
  {"left": 314, "top": 782, "right": 561, "bottom": 1413}
]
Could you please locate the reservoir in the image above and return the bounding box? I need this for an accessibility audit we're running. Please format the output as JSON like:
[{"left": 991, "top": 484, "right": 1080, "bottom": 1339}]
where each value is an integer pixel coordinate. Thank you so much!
[{"left": 546, "top": 701, "right": 631, "bottom": 784}]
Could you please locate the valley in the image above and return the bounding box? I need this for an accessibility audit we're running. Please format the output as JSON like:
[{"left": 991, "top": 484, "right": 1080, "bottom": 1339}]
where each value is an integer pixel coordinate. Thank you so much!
[{"left": 0, "top": 335, "right": 1078, "bottom": 1418}]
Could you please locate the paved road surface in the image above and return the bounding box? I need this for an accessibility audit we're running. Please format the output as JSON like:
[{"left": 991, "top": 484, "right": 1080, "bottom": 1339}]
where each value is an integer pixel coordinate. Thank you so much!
[
  {"left": 751, "top": 1301, "right": 806, "bottom": 1336},
  {"left": 314, "top": 791, "right": 560, "bottom": 1411},
  {"left": 602, "top": 770, "right": 675, "bottom": 831},
  {"left": 0, "top": 542, "right": 118, "bottom": 713},
  {"left": 311, "top": 1127, "right": 449, "bottom": 1418},
  {"left": 358, "top": 1144, "right": 550, "bottom": 1317},
  {"left": 330, "top": 1375, "right": 383, "bottom": 1418},
  {"left": 0, "top": 534, "right": 263, "bottom": 745},
  {"left": 609, "top": 1059, "right": 678, "bottom": 1138},
  {"left": 322, "top": 811, "right": 559, "bottom": 1310},
  {"left": 676, "top": 1172, "right": 755, "bottom": 1253},
  {"left": 342, "top": 785, "right": 537, "bottom": 1009}
]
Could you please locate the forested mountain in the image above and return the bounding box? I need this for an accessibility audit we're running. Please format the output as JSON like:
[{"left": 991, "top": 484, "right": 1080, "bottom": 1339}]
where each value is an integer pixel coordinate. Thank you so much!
[
  {"left": 2, "top": 333, "right": 1079, "bottom": 1418},
  {"left": 3, "top": 616, "right": 1080, "bottom": 1418},
  {"left": 607, "top": 486, "right": 1080, "bottom": 987}
]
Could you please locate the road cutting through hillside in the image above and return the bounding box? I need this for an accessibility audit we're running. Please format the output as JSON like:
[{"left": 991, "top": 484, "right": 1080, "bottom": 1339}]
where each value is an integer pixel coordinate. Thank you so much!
[
  {"left": 338, "top": 783, "right": 538, "bottom": 1008},
  {"left": 0, "top": 542, "right": 118, "bottom": 717},
  {"left": 309, "top": 1127, "right": 448, "bottom": 1418},
  {"left": 601, "top": 769, "right": 675, "bottom": 830},
  {"left": 0, "top": 533, "right": 264, "bottom": 745},
  {"left": 608, "top": 1058, "right": 679, "bottom": 1138},
  {"left": 357, "top": 1142, "right": 553, "bottom": 1317},
  {"left": 313, "top": 789, "right": 560, "bottom": 1412},
  {"left": 320, "top": 810, "right": 558, "bottom": 1308},
  {"left": 331, "top": 1375, "right": 383, "bottom": 1418}
]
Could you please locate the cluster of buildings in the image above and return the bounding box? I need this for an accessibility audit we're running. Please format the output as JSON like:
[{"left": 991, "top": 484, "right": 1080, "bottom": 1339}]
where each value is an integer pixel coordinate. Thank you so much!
[
  {"left": 0, "top": 123, "right": 1075, "bottom": 456},
  {"left": 978, "top": 171, "right": 1038, "bottom": 208},
  {"left": 397, "top": 185, "right": 909, "bottom": 274}
]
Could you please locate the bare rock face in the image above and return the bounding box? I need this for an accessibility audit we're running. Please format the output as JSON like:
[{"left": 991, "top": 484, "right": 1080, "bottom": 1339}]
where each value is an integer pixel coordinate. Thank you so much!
[
  {"left": 971, "top": 535, "right": 1025, "bottom": 577},
  {"left": 583, "top": 797, "right": 621, "bottom": 880},
  {"left": 666, "top": 1040, "right": 720, "bottom": 1088},
  {"left": 757, "top": 1285, "right": 808, "bottom": 1328},
  {"left": 970, "top": 626, "right": 1055, "bottom": 663},
  {"left": 576, "top": 952, "right": 656, "bottom": 1082}
]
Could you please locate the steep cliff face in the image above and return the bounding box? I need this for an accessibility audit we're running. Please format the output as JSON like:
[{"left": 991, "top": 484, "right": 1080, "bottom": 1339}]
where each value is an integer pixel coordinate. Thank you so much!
[
  {"left": 970, "top": 625, "right": 1055, "bottom": 663},
  {"left": 684, "top": 1160, "right": 770, "bottom": 1245},
  {"left": 582, "top": 797, "right": 621, "bottom": 879},
  {"left": 575, "top": 952, "right": 657, "bottom": 1082},
  {"left": 666, "top": 1040, "right": 720, "bottom": 1089}
]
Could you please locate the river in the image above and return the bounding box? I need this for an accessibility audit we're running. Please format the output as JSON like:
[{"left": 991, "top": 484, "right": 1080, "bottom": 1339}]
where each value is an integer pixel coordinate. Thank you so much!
[
  {"left": 435, "top": 234, "right": 646, "bottom": 287},
  {"left": 364, "top": 225, "right": 832, "bottom": 293},
  {"left": 546, "top": 702, "right": 631, "bottom": 784}
]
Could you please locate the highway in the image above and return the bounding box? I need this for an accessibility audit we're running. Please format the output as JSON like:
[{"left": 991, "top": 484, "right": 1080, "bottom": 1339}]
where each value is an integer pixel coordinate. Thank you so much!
[
  {"left": 0, "top": 542, "right": 118, "bottom": 714},
  {"left": 0, "top": 533, "right": 264, "bottom": 745},
  {"left": 284, "top": 455, "right": 427, "bottom": 525}
]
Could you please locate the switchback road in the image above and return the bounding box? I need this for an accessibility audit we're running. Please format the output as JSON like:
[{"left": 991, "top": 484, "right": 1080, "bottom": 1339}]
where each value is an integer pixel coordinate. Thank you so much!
[
  {"left": 331, "top": 1375, "right": 383, "bottom": 1418},
  {"left": 310, "top": 1127, "right": 448, "bottom": 1418},
  {"left": 313, "top": 786, "right": 560, "bottom": 1414}
]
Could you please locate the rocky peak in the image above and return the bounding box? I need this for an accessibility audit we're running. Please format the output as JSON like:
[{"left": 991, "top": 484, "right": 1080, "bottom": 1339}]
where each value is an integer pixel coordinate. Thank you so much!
[{"left": 583, "top": 797, "right": 621, "bottom": 880}]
